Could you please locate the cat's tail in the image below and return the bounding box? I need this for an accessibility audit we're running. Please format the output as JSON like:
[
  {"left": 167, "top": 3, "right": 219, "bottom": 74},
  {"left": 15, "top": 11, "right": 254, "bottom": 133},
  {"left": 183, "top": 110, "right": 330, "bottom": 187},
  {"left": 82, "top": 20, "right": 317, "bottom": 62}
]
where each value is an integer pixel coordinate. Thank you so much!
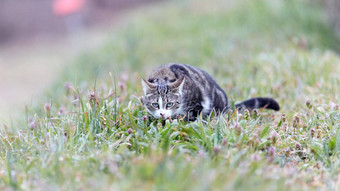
[{"left": 235, "top": 97, "right": 280, "bottom": 111}]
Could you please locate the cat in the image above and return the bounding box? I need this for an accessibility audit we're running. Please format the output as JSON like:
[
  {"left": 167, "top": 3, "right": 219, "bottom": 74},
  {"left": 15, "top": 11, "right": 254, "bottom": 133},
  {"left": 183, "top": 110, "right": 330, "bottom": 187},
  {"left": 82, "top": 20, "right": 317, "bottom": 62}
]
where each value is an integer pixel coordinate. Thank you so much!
[{"left": 142, "top": 63, "right": 280, "bottom": 121}]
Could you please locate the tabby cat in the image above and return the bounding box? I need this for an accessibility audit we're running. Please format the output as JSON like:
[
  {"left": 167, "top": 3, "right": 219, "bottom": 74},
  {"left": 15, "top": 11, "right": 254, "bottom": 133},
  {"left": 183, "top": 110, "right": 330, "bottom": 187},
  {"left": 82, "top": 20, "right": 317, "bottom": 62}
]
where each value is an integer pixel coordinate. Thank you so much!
[{"left": 142, "top": 63, "right": 279, "bottom": 121}]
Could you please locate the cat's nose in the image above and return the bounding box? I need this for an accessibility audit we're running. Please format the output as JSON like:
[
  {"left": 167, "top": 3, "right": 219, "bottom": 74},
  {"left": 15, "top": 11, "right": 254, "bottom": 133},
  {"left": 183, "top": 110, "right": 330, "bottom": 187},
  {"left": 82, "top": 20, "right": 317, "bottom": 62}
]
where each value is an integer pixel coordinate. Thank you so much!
[{"left": 160, "top": 113, "right": 165, "bottom": 117}]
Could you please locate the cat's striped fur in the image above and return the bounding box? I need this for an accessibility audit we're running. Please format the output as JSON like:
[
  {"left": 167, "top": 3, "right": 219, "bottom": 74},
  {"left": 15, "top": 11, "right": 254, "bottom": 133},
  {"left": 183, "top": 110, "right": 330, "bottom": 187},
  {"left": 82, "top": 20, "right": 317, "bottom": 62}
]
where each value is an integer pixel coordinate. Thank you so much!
[{"left": 142, "top": 63, "right": 279, "bottom": 121}]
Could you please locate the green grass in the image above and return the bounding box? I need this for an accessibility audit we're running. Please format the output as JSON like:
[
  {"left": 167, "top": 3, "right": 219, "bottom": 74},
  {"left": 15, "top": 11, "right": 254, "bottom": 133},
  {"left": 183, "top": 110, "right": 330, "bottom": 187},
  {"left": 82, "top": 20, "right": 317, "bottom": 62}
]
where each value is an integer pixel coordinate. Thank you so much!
[{"left": 2, "top": 0, "right": 340, "bottom": 190}]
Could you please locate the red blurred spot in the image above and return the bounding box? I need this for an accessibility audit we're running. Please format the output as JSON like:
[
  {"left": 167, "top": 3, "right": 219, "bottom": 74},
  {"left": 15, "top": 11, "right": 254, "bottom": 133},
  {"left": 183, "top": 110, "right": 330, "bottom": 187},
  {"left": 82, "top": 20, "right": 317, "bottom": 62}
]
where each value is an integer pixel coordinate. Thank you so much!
[{"left": 53, "top": 0, "right": 85, "bottom": 16}]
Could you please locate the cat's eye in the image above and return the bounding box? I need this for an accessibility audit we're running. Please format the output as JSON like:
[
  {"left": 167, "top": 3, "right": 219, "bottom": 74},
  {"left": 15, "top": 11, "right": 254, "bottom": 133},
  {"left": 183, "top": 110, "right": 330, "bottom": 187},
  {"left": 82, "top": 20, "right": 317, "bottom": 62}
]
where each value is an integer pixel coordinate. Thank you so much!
[
  {"left": 166, "top": 102, "right": 174, "bottom": 108},
  {"left": 151, "top": 103, "right": 159, "bottom": 108}
]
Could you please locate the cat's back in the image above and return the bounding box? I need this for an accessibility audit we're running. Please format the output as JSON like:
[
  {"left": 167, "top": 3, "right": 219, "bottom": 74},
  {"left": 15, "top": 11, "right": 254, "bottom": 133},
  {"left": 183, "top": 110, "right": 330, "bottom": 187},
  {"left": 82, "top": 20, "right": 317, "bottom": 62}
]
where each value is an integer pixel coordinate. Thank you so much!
[{"left": 147, "top": 63, "right": 209, "bottom": 84}]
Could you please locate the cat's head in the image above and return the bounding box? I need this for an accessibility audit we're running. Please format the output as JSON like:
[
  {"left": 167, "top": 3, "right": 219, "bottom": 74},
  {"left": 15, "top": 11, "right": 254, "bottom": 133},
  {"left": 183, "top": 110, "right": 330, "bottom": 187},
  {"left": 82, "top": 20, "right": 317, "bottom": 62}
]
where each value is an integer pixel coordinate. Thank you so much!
[{"left": 141, "top": 77, "right": 185, "bottom": 119}]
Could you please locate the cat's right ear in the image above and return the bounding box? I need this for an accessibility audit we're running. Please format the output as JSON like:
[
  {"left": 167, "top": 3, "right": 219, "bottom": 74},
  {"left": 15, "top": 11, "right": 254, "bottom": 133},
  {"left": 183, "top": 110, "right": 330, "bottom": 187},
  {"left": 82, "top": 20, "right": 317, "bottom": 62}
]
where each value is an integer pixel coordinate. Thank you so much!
[
  {"left": 141, "top": 78, "right": 156, "bottom": 95},
  {"left": 170, "top": 77, "right": 185, "bottom": 94}
]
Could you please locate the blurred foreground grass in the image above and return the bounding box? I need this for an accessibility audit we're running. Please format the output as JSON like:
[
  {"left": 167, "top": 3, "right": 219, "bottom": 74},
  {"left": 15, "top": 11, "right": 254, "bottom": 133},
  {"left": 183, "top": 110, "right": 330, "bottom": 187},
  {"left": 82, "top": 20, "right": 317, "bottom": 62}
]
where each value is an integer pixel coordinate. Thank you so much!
[{"left": 1, "top": 0, "right": 340, "bottom": 190}]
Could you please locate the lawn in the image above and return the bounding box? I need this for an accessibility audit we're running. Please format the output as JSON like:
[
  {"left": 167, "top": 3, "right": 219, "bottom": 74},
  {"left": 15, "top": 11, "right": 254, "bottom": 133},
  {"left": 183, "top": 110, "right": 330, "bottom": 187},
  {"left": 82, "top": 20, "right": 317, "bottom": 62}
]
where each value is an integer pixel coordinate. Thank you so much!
[{"left": 1, "top": 0, "right": 340, "bottom": 190}]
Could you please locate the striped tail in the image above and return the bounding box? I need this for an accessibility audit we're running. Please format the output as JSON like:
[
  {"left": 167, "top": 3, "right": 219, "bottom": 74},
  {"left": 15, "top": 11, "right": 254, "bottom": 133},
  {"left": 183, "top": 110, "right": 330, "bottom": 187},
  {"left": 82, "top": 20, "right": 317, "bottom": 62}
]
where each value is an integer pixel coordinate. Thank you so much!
[{"left": 235, "top": 97, "right": 280, "bottom": 111}]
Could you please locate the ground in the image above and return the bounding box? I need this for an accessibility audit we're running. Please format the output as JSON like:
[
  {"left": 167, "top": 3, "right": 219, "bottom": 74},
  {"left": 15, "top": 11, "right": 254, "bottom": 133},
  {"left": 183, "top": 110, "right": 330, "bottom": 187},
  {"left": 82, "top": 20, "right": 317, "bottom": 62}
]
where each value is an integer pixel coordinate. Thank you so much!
[{"left": 1, "top": 0, "right": 340, "bottom": 190}]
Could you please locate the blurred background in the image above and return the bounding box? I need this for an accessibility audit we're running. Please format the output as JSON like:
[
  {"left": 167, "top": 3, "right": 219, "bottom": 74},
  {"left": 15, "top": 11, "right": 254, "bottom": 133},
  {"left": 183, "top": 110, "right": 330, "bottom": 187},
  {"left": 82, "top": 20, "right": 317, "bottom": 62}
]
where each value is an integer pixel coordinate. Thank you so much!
[
  {"left": 0, "top": 0, "right": 158, "bottom": 121},
  {"left": 0, "top": 0, "right": 159, "bottom": 45},
  {"left": 0, "top": 0, "right": 339, "bottom": 123}
]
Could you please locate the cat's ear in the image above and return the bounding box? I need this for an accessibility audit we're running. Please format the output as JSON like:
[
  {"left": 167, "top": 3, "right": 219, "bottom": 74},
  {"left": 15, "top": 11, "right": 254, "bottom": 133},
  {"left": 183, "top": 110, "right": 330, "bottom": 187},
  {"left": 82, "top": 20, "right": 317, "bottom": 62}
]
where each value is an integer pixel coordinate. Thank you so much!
[
  {"left": 170, "top": 77, "right": 185, "bottom": 93},
  {"left": 141, "top": 78, "right": 156, "bottom": 94}
]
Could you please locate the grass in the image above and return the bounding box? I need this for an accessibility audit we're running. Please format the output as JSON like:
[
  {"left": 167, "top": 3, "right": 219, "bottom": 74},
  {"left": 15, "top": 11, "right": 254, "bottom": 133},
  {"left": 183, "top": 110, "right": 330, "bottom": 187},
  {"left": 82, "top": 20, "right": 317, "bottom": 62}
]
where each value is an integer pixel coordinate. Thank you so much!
[{"left": 1, "top": 0, "right": 340, "bottom": 190}]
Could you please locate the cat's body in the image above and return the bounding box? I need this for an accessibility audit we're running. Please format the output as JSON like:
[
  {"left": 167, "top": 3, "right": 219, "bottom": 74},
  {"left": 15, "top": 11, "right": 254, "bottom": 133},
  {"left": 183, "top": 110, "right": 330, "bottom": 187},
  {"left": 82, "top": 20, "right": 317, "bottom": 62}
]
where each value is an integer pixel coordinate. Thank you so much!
[{"left": 142, "top": 63, "right": 279, "bottom": 121}]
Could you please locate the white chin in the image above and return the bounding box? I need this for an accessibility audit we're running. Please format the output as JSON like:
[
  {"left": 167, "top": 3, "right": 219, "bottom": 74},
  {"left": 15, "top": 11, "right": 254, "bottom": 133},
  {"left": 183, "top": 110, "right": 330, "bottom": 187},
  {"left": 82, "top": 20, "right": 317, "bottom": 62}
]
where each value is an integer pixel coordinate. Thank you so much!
[
  {"left": 153, "top": 115, "right": 170, "bottom": 119},
  {"left": 151, "top": 114, "right": 163, "bottom": 119}
]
